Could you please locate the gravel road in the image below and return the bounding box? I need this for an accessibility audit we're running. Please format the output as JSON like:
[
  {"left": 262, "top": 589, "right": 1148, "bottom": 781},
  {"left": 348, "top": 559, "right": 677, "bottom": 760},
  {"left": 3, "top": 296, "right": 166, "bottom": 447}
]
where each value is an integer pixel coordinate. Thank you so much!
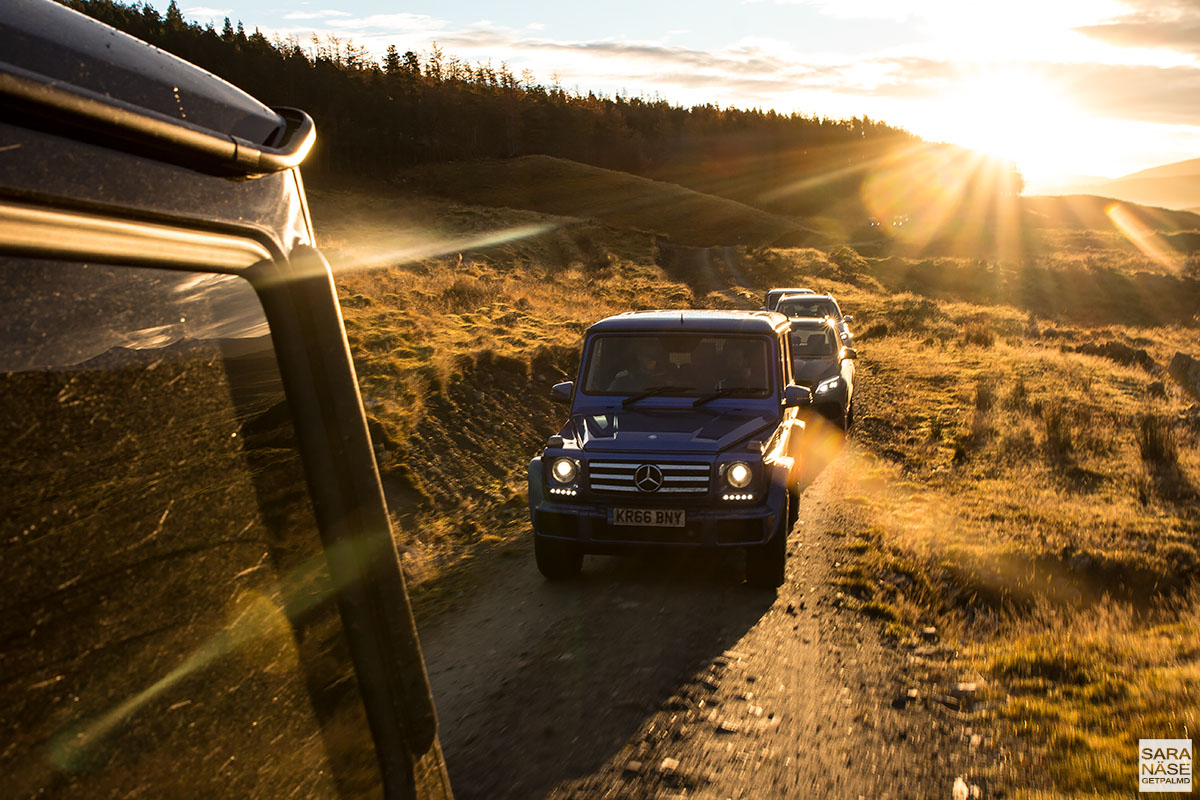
[{"left": 419, "top": 451, "right": 992, "bottom": 799}]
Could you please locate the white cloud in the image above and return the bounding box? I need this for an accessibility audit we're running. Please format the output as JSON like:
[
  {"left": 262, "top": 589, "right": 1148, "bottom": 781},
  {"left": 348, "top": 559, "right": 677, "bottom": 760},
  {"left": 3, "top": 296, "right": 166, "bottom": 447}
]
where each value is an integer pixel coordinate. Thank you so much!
[
  {"left": 183, "top": 6, "right": 231, "bottom": 19},
  {"left": 283, "top": 10, "right": 354, "bottom": 21}
]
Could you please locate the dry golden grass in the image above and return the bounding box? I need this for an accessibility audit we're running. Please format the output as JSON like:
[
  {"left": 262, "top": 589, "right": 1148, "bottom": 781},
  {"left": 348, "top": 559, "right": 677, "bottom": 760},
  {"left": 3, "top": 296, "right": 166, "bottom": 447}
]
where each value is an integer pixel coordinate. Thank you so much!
[
  {"left": 310, "top": 176, "right": 1199, "bottom": 797},
  {"left": 309, "top": 185, "right": 711, "bottom": 581},
  {"left": 963, "top": 598, "right": 1200, "bottom": 800},
  {"left": 822, "top": 302, "right": 1197, "bottom": 797},
  {"left": 398, "top": 155, "right": 823, "bottom": 248}
]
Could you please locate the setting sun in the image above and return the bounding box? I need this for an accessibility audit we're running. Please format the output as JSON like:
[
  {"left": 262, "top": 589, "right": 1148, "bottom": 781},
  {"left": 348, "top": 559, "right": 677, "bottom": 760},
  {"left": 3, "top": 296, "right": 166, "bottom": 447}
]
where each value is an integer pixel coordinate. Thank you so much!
[{"left": 917, "top": 68, "right": 1094, "bottom": 186}]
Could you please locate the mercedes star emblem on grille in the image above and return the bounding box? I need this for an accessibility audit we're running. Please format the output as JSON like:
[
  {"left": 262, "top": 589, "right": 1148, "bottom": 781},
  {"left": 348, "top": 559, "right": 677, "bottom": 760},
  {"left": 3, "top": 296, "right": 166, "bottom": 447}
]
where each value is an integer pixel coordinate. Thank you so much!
[{"left": 634, "top": 464, "right": 664, "bottom": 492}]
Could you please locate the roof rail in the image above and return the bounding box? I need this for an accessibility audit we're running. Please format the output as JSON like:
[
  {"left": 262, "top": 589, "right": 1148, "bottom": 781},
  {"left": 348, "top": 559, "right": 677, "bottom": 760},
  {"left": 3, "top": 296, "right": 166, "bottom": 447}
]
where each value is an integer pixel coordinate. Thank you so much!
[{"left": 0, "top": 62, "right": 315, "bottom": 176}]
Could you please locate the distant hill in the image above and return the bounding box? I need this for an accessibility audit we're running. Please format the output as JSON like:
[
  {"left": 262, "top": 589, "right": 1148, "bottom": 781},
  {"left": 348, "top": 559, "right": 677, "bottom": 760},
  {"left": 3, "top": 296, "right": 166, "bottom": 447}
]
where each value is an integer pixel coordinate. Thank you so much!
[
  {"left": 1116, "top": 157, "right": 1200, "bottom": 181},
  {"left": 1088, "top": 157, "right": 1200, "bottom": 211},
  {"left": 400, "top": 155, "right": 825, "bottom": 248},
  {"left": 1022, "top": 194, "right": 1200, "bottom": 231}
]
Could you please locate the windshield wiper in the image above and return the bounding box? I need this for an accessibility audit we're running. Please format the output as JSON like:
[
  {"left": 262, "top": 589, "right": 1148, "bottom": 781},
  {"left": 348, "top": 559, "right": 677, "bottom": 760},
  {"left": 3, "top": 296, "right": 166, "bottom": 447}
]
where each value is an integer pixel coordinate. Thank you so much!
[
  {"left": 692, "top": 386, "right": 764, "bottom": 407},
  {"left": 621, "top": 385, "right": 694, "bottom": 406}
]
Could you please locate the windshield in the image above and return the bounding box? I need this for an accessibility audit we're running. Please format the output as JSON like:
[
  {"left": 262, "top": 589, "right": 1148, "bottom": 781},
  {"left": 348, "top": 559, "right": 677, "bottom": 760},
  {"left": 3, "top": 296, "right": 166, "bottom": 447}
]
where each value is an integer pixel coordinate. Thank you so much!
[
  {"left": 582, "top": 334, "right": 772, "bottom": 397},
  {"left": 778, "top": 299, "right": 838, "bottom": 320},
  {"left": 790, "top": 328, "right": 836, "bottom": 357}
]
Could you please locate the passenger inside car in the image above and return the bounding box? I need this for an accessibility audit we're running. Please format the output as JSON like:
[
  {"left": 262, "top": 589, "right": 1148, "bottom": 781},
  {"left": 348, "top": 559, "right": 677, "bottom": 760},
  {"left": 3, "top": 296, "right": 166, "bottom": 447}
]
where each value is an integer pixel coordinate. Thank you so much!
[{"left": 793, "top": 331, "right": 835, "bottom": 356}]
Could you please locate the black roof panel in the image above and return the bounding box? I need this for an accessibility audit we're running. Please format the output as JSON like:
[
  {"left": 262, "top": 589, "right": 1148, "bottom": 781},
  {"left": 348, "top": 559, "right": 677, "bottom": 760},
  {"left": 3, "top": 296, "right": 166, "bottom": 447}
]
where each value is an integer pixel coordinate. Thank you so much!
[{"left": 2, "top": 0, "right": 283, "bottom": 145}]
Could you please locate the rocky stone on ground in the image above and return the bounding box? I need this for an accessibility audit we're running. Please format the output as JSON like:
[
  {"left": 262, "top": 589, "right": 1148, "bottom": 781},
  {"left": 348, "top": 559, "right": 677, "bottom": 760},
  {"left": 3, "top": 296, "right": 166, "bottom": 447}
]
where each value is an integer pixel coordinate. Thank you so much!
[
  {"left": 1069, "top": 340, "right": 1155, "bottom": 371},
  {"left": 1169, "top": 351, "right": 1200, "bottom": 400}
]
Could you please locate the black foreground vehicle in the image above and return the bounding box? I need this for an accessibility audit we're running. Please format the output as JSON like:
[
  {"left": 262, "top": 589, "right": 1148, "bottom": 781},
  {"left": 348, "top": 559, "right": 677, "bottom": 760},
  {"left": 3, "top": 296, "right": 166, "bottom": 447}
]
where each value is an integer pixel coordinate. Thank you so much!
[{"left": 0, "top": 2, "right": 451, "bottom": 797}]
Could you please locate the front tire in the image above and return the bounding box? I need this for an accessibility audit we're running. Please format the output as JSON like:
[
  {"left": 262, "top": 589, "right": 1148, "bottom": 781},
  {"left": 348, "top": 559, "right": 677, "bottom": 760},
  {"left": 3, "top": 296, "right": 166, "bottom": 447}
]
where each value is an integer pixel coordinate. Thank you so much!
[
  {"left": 746, "top": 495, "right": 788, "bottom": 589},
  {"left": 535, "top": 536, "right": 583, "bottom": 580}
]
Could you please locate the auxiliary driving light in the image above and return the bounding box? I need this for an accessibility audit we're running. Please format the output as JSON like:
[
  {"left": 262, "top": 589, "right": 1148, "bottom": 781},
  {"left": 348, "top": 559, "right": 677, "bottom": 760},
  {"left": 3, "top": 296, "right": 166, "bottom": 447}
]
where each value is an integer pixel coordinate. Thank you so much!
[
  {"left": 725, "top": 461, "right": 752, "bottom": 489},
  {"left": 550, "top": 457, "right": 578, "bottom": 484}
]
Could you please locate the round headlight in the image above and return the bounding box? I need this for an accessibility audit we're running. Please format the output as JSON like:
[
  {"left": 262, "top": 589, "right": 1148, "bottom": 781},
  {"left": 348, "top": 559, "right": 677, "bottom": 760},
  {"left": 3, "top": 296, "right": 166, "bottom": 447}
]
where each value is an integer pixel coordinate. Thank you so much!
[
  {"left": 551, "top": 457, "right": 578, "bottom": 484},
  {"left": 725, "top": 461, "right": 752, "bottom": 489},
  {"left": 817, "top": 376, "right": 841, "bottom": 394}
]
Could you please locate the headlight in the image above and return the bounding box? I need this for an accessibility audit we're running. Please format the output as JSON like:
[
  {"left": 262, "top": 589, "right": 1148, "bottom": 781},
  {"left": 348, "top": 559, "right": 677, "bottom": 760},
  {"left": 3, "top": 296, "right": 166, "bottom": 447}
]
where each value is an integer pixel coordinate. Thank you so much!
[
  {"left": 816, "top": 377, "right": 841, "bottom": 394},
  {"left": 550, "top": 457, "right": 579, "bottom": 484},
  {"left": 725, "top": 461, "right": 752, "bottom": 489}
]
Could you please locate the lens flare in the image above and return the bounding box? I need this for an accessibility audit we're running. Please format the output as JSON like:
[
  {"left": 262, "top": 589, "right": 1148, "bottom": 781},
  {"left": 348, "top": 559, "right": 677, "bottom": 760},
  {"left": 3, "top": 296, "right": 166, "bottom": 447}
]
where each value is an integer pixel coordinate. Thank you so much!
[
  {"left": 1105, "top": 203, "right": 1183, "bottom": 272},
  {"left": 328, "top": 223, "right": 559, "bottom": 276},
  {"left": 46, "top": 536, "right": 382, "bottom": 772}
]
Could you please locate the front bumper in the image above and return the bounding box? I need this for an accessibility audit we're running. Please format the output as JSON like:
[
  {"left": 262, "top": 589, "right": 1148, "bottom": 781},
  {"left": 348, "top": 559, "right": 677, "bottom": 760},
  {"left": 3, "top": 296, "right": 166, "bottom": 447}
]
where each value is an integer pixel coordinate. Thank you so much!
[{"left": 529, "top": 459, "right": 786, "bottom": 553}]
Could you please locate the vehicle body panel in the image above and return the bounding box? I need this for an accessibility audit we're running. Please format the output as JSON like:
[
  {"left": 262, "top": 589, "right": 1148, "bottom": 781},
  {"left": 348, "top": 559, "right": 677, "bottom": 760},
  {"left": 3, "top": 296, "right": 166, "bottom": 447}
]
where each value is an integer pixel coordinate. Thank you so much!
[{"left": 0, "top": 2, "right": 450, "bottom": 797}]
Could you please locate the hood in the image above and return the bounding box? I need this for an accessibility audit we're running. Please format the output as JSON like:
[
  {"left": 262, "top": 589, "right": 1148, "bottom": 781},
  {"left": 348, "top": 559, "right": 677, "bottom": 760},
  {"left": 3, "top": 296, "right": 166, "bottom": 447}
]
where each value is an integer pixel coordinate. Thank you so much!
[
  {"left": 570, "top": 407, "right": 776, "bottom": 453},
  {"left": 791, "top": 358, "right": 839, "bottom": 387}
]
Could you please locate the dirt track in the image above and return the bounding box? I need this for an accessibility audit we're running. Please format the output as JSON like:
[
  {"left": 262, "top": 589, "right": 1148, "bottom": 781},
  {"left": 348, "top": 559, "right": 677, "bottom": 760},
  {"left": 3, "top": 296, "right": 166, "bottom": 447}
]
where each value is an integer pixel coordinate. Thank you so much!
[{"left": 419, "top": 450, "right": 992, "bottom": 799}]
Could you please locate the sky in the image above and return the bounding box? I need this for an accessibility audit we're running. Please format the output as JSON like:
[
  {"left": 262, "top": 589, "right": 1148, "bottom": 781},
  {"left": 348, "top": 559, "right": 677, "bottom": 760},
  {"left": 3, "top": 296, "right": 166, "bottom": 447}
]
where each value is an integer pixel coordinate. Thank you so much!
[{"left": 181, "top": 0, "right": 1200, "bottom": 192}]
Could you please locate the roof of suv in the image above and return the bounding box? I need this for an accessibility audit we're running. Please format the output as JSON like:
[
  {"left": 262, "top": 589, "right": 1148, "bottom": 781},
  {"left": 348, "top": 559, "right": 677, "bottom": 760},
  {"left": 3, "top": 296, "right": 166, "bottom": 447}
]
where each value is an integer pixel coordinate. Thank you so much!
[
  {"left": 588, "top": 309, "right": 789, "bottom": 335},
  {"left": 5, "top": 0, "right": 283, "bottom": 142},
  {"left": 1, "top": 0, "right": 314, "bottom": 180},
  {"left": 780, "top": 292, "right": 838, "bottom": 304}
]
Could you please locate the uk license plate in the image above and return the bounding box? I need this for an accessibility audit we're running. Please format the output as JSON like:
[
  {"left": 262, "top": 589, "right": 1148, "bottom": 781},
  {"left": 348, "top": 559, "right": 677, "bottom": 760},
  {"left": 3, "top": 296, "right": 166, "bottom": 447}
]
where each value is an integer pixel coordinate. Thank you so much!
[{"left": 610, "top": 508, "right": 686, "bottom": 527}]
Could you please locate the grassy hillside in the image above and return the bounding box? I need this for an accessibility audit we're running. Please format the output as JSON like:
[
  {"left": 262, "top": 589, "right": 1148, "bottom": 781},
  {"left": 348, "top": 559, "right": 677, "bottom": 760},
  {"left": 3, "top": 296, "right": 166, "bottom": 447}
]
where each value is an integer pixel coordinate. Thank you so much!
[
  {"left": 1023, "top": 194, "right": 1200, "bottom": 233},
  {"left": 398, "top": 155, "right": 826, "bottom": 248},
  {"left": 1092, "top": 157, "right": 1200, "bottom": 211},
  {"left": 389, "top": 156, "right": 1200, "bottom": 270},
  {"left": 310, "top": 166, "right": 1199, "bottom": 798}
]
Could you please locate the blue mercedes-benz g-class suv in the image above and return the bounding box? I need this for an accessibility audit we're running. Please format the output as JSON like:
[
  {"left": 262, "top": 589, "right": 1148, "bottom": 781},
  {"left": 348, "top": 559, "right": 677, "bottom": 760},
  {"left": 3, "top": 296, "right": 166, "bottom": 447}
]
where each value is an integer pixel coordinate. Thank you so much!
[{"left": 528, "top": 310, "right": 812, "bottom": 588}]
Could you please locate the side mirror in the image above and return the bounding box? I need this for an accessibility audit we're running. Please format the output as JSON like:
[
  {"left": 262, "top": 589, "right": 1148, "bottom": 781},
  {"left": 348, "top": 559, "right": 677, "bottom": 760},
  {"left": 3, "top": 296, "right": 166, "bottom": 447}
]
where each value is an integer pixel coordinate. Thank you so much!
[
  {"left": 551, "top": 380, "right": 574, "bottom": 403},
  {"left": 843, "top": 314, "right": 854, "bottom": 324},
  {"left": 843, "top": 347, "right": 858, "bottom": 360},
  {"left": 782, "top": 384, "right": 812, "bottom": 407}
]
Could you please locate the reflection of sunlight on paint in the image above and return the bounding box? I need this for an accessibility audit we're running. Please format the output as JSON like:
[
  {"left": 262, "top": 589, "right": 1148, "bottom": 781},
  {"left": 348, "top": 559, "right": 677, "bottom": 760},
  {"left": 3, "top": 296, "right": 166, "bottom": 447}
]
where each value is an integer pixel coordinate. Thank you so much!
[
  {"left": 327, "top": 222, "right": 559, "bottom": 276},
  {"left": 118, "top": 323, "right": 178, "bottom": 350},
  {"left": 1106, "top": 203, "right": 1181, "bottom": 272},
  {"left": 172, "top": 272, "right": 232, "bottom": 295},
  {"left": 47, "top": 537, "right": 375, "bottom": 772}
]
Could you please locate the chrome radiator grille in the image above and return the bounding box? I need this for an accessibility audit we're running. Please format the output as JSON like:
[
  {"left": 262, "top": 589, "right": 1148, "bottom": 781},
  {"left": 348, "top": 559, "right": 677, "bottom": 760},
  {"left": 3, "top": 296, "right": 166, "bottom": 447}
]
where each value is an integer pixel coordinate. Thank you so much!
[{"left": 587, "top": 461, "right": 711, "bottom": 495}]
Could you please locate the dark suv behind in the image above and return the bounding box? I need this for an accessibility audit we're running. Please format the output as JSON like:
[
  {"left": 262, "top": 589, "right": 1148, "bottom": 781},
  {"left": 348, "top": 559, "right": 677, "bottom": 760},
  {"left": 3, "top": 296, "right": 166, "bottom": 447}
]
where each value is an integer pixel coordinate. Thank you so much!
[{"left": 789, "top": 317, "right": 857, "bottom": 429}]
